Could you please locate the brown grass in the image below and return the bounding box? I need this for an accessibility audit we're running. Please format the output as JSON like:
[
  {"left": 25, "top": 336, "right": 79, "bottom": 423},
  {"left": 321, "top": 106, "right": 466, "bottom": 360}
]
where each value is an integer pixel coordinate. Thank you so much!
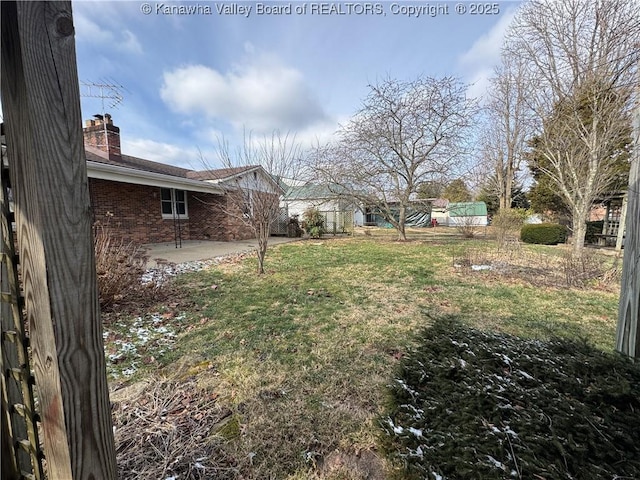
[{"left": 107, "top": 233, "right": 621, "bottom": 479}]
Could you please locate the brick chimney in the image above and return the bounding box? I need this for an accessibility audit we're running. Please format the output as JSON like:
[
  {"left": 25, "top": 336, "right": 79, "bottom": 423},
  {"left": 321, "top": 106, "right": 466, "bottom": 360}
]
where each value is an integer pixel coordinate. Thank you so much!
[{"left": 83, "top": 113, "right": 121, "bottom": 157}]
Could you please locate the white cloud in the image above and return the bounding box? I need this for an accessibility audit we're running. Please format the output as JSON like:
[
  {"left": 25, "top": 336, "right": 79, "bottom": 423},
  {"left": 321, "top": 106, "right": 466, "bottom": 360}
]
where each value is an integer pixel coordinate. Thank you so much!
[
  {"left": 293, "top": 117, "right": 343, "bottom": 151},
  {"left": 458, "top": 7, "right": 519, "bottom": 100},
  {"left": 122, "top": 138, "right": 203, "bottom": 170},
  {"left": 119, "top": 30, "right": 143, "bottom": 55},
  {"left": 74, "top": 13, "right": 143, "bottom": 55},
  {"left": 159, "top": 53, "right": 329, "bottom": 134}
]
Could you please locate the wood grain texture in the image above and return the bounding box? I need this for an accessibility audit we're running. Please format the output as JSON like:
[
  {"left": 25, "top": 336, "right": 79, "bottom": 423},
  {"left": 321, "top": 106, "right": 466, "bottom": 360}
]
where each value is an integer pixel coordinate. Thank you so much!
[
  {"left": 617, "top": 92, "right": 640, "bottom": 358},
  {"left": 0, "top": 2, "right": 117, "bottom": 478}
]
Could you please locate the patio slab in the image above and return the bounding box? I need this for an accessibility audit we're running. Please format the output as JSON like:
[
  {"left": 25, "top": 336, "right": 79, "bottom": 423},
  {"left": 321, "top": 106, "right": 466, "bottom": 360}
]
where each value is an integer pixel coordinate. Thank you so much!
[{"left": 142, "top": 237, "right": 300, "bottom": 267}]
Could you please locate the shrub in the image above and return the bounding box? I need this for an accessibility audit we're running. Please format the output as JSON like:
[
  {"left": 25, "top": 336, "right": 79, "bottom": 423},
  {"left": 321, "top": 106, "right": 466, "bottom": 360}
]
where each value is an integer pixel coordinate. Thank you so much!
[
  {"left": 286, "top": 216, "right": 303, "bottom": 238},
  {"left": 302, "top": 207, "right": 325, "bottom": 239},
  {"left": 94, "top": 222, "right": 150, "bottom": 310},
  {"left": 492, "top": 208, "right": 528, "bottom": 245},
  {"left": 520, "top": 223, "right": 567, "bottom": 245},
  {"left": 585, "top": 220, "right": 604, "bottom": 244}
]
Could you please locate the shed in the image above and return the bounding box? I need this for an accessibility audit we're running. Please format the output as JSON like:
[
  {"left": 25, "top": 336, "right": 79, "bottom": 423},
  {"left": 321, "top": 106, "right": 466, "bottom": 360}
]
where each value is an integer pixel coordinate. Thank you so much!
[{"left": 447, "top": 202, "right": 488, "bottom": 227}]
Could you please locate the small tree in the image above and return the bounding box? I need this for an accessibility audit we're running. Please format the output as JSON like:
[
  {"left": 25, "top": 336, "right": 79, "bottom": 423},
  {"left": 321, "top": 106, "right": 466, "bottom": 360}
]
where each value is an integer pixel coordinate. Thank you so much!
[{"left": 206, "top": 131, "right": 301, "bottom": 274}]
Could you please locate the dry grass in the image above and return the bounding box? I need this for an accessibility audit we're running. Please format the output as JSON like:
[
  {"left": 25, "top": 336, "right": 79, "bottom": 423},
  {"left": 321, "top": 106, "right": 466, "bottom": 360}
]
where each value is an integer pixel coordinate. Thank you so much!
[
  {"left": 107, "top": 232, "right": 622, "bottom": 479},
  {"left": 450, "top": 241, "right": 621, "bottom": 290},
  {"left": 111, "top": 376, "right": 242, "bottom": 479}
]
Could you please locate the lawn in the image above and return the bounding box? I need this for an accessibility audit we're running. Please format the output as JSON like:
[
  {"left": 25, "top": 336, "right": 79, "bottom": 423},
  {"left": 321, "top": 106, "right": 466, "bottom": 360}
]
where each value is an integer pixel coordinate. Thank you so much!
[{"left": 107, "top": 231, "right": 623, "bottom": 479}]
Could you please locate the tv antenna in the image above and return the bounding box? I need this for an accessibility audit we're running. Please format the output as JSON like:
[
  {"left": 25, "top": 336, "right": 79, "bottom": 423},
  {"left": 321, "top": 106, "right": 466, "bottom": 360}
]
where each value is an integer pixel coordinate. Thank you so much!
[{"left": 79, "top": 79, "right": 127, "bottom": 155}]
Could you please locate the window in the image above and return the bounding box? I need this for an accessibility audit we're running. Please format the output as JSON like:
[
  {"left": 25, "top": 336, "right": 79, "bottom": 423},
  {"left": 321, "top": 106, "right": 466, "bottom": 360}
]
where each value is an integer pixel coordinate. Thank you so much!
[{"left": 160, "top": 188, "right": 188, "bottom": 218}]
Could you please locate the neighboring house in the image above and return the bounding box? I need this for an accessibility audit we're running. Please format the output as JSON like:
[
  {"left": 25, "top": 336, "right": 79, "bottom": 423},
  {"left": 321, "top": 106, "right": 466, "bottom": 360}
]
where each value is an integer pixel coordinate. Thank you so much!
[
  {"left": 446, "top": 202, "right": 488, "bottom": 227},
  {"left": 84, "top": 115, "right": 280, "bottom": 245},
  {"left": 283, "top": 182, "right": 364, "bottom": 230}
]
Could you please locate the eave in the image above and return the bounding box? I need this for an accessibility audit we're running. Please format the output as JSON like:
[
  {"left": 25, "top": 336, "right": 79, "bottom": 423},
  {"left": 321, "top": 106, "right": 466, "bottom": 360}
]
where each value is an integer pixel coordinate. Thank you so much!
[{"left": 86, "top": 161, "right": 225, "bottom": 195}]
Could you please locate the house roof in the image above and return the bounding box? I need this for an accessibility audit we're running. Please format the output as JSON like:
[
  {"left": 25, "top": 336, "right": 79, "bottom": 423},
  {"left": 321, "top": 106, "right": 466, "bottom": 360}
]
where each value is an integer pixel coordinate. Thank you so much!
[
  {"left": 285, "top": 183, "right": 353, "bottom": 200},
  {"left": 448, "top": 202, "right": 488, "bottom": 217},
  {"left": 84, "top": 147, "right": 281, "bottom": 194},
  {"left": 85, "top": 146, "right": 192, "bottom": 178},
  {"left": 186, "top": 166, "right": 258, "bottom": 182}
]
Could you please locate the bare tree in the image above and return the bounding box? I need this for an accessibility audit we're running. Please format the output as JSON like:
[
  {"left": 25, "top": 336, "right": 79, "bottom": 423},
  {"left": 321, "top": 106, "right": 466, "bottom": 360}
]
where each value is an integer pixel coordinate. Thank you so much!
[
  {"left": 506, "top": 0, "right": 640, "bottom": 254},
  {"left": 312, "top": 76, "right": 478, "bottom": 241},
  {"left": 480, "top": 54, "right": 534, "bottom": 211},
  {"left": 201, "top": 131, "right": 301, "bottom": 274}
]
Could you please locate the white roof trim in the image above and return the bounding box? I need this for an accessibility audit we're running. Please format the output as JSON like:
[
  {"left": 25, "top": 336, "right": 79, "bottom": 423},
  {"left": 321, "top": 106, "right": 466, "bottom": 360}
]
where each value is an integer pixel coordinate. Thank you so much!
[
  {"left": 205, "top": 166, "right": 262, "bottom": 184},
  {"left": 87, "top": 161, "right": 224, "bottom": 194},
  {"left": 206, "top": 166, "right": 284, "bottom": 194}
]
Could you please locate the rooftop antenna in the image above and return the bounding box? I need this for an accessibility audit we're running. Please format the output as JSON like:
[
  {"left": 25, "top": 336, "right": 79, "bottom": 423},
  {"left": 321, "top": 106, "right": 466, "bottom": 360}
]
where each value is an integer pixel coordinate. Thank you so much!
[{"left": 79, "top": 79, "right": 126, "bottom": 155}]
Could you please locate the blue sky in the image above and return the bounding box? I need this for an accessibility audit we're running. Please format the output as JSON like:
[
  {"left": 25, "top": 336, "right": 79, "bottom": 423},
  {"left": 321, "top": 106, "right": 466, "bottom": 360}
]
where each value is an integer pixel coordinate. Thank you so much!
[{"left": 71, "top": 0, "right": 522, "bottom": 169}]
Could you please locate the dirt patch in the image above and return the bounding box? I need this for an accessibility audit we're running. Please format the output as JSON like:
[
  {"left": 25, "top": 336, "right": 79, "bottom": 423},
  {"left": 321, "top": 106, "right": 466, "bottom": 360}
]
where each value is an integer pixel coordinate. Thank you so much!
[{"left": 318, "top": 449, "right": 387, "bottom": 480}]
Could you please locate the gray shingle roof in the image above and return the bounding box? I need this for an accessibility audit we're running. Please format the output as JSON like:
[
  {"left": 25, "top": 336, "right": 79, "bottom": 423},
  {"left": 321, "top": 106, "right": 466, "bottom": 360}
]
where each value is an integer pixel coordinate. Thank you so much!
[{"left": 85, "top": 146, "right": 259, "bottom": 183}]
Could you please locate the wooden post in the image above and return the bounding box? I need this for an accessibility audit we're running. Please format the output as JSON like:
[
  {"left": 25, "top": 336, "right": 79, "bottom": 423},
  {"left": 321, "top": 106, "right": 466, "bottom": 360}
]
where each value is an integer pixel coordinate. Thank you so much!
[
  {"left": 616, "top": 193, "right": 627, "bottom": 252},
  {"left": 617, "top": 79, "right": 640, "bottom": 359},
  {"left": 0, "top": 2, "right": 117, "bottom": 478}
]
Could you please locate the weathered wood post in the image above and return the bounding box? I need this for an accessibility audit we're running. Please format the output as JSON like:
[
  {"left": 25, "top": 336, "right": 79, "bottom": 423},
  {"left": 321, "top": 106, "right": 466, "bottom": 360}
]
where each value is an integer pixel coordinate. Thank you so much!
[
  {"left": 1, "top": 1, "right": 117, "bottom": 477},
  {"left": 615, "top": 194, "right": 627, "bottom": 252},
  {"left": 616, "top": 78, "right": 640, "bottom": 359}
]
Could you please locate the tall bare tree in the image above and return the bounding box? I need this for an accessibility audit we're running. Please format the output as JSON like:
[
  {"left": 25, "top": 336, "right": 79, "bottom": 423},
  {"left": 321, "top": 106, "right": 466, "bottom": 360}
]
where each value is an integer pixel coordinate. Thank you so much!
[
  {"left": 202, "top": 131, "right": 301, "bottom": 274},
  {"left": 506, "top": 0, "right": 640, "bottom": 254},
  {"left": 313, "top": 76, "right": 478, "bottom": 240},
  {"left": 480, "top": 54, "right": 534, "bottom": 211}
]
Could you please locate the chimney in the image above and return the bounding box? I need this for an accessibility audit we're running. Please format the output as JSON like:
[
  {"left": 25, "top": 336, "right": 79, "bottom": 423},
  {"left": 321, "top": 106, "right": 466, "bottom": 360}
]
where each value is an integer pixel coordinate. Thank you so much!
[{"left": 83, "top": 113, "right": 121, "bottom": 157}]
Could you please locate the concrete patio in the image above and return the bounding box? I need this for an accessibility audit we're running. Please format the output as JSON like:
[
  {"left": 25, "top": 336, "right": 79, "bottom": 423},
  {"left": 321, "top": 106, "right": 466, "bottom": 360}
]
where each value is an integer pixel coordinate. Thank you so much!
[{"left": 142, "top": 237, "right": 301, "bottom": 267}]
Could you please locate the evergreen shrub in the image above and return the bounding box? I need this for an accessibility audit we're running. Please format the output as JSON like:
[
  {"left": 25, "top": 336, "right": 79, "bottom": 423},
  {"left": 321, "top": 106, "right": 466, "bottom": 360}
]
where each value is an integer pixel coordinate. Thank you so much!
[{"left": 520, "top": 223, "right": 567, "bottom": 245}]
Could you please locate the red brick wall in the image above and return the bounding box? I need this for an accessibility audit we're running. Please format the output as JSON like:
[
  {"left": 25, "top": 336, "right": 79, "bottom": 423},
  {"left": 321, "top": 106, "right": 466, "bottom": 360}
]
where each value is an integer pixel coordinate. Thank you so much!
[
  {"left": 89, "top": 178, "right": 188, "bottom": 244},
  {"left": 189, "top": 192, "right": 255, "bottom": 241},
  {"left": 89, "top": 179, "right": 256, "bottom": 244}
]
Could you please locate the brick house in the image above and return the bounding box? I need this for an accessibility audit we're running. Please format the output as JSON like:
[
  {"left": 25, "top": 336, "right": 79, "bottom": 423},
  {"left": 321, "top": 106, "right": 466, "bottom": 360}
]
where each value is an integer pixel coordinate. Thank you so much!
[{"left": 84, "top": 115, "right": 281, "bottom": 244}]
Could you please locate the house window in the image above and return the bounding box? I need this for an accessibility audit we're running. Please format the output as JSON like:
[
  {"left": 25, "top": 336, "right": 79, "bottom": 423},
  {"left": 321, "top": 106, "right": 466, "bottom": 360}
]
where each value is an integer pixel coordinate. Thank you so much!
[{"left": 161, "top": 188, "right": 188, "bottom": 218}]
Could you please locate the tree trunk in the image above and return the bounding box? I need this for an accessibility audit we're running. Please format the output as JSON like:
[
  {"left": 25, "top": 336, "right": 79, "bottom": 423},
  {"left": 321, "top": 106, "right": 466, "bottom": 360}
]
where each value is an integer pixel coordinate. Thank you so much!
[
  {"left": 397, "top": 205, "right": 407, "bottom": 241},
  {"left": 573, "top": 221, "right": 586, "bottom": 255},
  {"left": 256, "top": 223, "right": 268, "bottom": 274},
  {"left": 572, "top": 207, "right": 588, "bottom": 256},
  {"left": 504, "top": 165, "right": 514, "bottom": 210}
]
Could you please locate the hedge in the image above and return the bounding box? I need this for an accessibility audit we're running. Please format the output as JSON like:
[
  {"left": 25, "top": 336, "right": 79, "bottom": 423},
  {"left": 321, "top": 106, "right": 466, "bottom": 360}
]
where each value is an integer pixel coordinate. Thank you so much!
[{"left": 520, "top": 223, "right": 568, "bottom": 245}]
